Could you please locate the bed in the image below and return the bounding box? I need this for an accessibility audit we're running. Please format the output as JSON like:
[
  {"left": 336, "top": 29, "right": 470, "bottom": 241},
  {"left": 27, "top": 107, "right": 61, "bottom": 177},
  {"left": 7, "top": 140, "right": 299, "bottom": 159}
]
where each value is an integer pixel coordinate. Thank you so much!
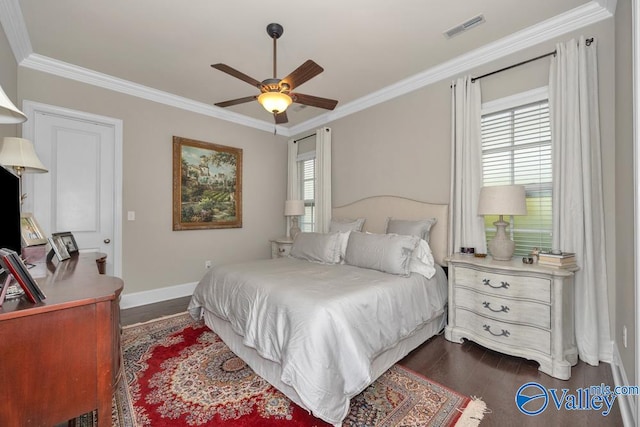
[{"left": 188, "top": 196, "right": 449, "bottom": 426}]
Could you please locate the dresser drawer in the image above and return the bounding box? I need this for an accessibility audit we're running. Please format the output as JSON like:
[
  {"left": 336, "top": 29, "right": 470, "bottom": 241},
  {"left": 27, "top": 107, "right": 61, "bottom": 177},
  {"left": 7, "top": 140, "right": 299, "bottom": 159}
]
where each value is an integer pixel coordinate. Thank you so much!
[
  {"left": 454, "top": 266, "right": 551, "bottom": 303},
  {"left": 455, "top": 287, "right": 550, "bottom": 329},
  {"left": 455, "top": 308, "right": 551, "bottom": 354}
]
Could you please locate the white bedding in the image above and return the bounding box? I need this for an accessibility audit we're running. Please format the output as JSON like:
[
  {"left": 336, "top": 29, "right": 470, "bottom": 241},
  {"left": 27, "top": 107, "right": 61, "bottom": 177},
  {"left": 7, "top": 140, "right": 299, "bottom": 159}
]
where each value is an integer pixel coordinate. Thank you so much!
[{"left": 188, "top": 257, "right": 448, "bottom": 425}]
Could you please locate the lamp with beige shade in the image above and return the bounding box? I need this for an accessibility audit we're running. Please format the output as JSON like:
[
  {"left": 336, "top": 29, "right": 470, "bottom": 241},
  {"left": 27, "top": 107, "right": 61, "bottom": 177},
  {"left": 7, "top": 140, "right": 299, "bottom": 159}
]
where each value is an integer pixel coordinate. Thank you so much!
[{"left": 477, "top": 185, "right": 527, "bottom": 260}]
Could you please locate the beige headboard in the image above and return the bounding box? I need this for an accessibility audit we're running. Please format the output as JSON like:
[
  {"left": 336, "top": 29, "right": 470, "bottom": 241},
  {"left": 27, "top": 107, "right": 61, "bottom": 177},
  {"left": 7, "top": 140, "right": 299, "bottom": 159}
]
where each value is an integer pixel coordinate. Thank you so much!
[{"left": 332, "top": 196, "right": 449, "bottom": 266}]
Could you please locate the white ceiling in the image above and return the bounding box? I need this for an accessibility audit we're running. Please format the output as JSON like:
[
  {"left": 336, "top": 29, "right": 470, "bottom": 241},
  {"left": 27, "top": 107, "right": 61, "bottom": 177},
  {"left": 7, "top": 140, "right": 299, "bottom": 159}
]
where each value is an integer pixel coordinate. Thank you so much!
[{"left": 1, "top": 0, "right": 615, "bottom": 136}]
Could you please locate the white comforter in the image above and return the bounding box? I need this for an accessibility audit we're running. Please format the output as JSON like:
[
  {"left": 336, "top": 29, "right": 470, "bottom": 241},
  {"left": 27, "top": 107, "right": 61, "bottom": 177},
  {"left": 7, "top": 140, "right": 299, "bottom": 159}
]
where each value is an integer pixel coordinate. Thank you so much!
[{"left": 188, "top": 257, "right": 447, "bottom": 425}]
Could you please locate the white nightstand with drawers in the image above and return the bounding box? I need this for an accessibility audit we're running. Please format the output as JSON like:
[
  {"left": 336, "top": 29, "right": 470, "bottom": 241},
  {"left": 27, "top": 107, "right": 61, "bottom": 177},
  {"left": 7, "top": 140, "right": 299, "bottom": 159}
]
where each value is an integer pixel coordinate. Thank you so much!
[
  {"left": 444, "top": 253, "right": 578, "bottom": 380},
  {"left": 270, "top": 237, "right": 294, "bottom": 259}
]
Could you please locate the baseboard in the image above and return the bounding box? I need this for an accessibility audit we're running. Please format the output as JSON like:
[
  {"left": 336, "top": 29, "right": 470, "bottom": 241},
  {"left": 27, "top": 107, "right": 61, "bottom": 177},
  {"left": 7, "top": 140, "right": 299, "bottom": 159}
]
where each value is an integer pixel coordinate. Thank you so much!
[
  {"left": 611, "top": 343, "right": 637, "bottom": 426},
  {"left": 120, "top": 281, "right": 197, "bottom": 309}
]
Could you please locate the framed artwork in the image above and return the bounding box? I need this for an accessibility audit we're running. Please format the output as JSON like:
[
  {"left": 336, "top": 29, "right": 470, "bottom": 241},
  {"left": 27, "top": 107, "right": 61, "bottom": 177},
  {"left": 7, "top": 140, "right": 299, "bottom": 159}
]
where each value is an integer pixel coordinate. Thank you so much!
[
  {"left": 173, "top": 136, "right": 243, "bottom": 230},
  {"left": 20, "top": 213, "right": 47, "bottom": 246},
  {"left": 51, "top": 231, "right": 79, "bottom": 254}
]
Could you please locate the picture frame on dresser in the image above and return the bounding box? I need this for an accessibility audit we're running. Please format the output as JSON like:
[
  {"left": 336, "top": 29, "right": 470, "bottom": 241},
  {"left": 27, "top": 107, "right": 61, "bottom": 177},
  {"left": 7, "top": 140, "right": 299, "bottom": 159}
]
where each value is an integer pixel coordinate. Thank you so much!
[
  {"left": 51, "top": 231, "right": 79, "bottom": 254},
  {"left": 20, "top": 213, "right": 47, "bottom": 247},
  {"left": 48, "top": 236, "right": 71, "bottom": 261}
]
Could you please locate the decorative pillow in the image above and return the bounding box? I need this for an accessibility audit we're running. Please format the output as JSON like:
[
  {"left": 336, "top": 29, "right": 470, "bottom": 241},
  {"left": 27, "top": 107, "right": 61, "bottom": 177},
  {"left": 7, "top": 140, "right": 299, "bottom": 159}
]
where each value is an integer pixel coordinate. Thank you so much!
[
  {"left": 289, "top": 232, "right": 341, "bottom": 264},
  {"left": 409, "top": 238, "right": 436, "bottom": 279},
  {"left": 385, "top": 218, "right": 437, "bottom": 242},
  {"left": 336, "top": 231, "right": 351, "bottom": 262},
  {"left": 344, "top": 231, "right": 419, "bottom": 276},
  {"left": 329, "top": 217, "right": 365, "bottom": 233}
]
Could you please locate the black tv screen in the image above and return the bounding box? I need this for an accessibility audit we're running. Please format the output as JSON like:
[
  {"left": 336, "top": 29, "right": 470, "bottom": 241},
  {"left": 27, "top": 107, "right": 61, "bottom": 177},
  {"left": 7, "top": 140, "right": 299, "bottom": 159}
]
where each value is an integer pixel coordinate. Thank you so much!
[{"left": 0, "top": 165, "right": 21, "bottom": 254}]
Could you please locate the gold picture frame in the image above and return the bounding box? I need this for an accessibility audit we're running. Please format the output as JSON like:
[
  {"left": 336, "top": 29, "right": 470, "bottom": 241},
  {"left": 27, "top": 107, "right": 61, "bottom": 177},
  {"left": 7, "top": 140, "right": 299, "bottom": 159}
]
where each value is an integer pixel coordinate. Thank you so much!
[
  {"left": 172, "top": 136, "right": 243, "bottom": 230},
  {"left": 20, "top": 213, "right": 47, "bottom": 246}
]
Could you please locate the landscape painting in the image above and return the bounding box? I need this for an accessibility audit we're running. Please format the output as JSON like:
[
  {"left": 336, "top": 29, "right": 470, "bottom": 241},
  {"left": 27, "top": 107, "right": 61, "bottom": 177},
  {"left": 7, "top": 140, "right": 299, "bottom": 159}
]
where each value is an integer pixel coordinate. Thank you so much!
[{"left": 172, "top": 136, "right": 242, "bottom": 230}]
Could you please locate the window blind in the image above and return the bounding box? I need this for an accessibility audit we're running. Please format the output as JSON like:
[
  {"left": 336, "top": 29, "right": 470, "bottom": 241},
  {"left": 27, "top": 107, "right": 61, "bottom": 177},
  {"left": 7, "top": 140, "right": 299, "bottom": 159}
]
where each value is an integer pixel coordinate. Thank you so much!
[
  {"left": 481, "top": 100, "right": 552, "bottom": 256},
  {"left": 298, "top": 157, "right": 316, "bottom": 232}
]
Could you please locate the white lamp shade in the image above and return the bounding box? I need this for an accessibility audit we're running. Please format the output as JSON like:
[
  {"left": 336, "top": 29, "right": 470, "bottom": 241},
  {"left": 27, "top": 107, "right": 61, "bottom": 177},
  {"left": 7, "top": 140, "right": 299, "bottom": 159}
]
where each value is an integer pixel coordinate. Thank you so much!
[
  {"left": 258, "top": 92, "right": 292, "bottom": 114},
  {"left": 477, "top": 185, "right": 527, "bottom": 216},
  {"left": 0, "top": 137, "right": 48, "bottom": 173},
  {"left": 284, "top": 200, "right": 305, "bottom": 216},
  {"left": 0, "top": 86, "right": 27, "bottom": 124}
]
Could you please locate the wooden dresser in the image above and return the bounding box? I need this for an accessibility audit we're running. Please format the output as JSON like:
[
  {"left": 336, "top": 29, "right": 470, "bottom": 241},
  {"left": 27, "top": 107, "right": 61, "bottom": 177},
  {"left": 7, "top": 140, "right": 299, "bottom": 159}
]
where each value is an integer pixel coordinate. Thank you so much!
[
  {"left": 444, "top": 253, "right": 577, "bottom": 380},
  {"left": 0, "top": 252, "right": 123, "bottom": 426}
]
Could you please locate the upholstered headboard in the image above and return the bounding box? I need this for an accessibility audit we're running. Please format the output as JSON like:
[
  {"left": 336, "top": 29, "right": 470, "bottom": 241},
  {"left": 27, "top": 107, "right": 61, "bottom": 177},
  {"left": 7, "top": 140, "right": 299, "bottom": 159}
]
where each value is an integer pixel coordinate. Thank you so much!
[{"left": 332, "top": 196, "right": 449, "bottom": 266}]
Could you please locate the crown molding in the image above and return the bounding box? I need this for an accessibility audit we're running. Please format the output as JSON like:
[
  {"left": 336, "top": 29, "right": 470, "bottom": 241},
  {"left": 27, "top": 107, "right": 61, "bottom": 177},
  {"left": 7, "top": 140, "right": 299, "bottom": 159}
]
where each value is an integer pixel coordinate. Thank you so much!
[
  {"left": 1, "top": 0, "right": 614, "bottom": 137},
  {"left": 0, "top": 0, "right": 32, "bottom": 63},
  {"left": 288, "top": 0, "right": 614, "bottom": 136}
]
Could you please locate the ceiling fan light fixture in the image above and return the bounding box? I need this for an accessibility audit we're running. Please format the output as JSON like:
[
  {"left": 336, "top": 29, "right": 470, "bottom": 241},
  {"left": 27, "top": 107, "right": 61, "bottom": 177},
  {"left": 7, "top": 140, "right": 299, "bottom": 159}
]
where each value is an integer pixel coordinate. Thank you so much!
[{"left": 258, "top": 91, "right": 292, "bottom": 114}]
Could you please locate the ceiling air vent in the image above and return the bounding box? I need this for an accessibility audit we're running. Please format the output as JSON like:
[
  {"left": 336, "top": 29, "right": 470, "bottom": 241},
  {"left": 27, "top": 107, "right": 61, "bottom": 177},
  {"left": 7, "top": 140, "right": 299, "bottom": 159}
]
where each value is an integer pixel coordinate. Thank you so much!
[{"left": 444, "top": 14, "right": 486, "bottom": 39}]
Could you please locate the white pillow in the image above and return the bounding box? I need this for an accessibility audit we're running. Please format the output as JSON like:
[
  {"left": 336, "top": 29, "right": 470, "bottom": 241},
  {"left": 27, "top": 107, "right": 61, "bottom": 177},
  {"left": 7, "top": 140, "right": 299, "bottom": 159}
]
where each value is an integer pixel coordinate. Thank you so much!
[
  {"left": 289, "top": 232, "right": 341, "bottom": 264},
  {"left": 409, "top": 239, "right": 436, "bottom": 279},
  {"left": 344, "top": 231, "right": 419, "bottom": 276},
  {"left": 329, "top": 217, "right": 365, "bottom": 233},
  {"left": 336, "top": 231, "right": 351, "bottom": 262},
  {"left": 385, "top": 218, "right": 437, "bottom": 242}
]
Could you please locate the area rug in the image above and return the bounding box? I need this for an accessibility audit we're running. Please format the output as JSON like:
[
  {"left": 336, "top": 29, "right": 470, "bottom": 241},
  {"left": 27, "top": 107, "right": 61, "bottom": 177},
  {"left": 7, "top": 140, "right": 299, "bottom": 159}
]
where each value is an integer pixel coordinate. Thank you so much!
[{"left": 83, "top": 312, "right": 485, "bottom": 426}]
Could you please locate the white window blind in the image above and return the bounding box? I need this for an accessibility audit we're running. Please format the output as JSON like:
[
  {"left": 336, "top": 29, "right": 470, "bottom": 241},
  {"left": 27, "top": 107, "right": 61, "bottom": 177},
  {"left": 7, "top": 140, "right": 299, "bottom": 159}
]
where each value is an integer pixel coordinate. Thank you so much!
[
  {"left": 298, "top": 156, "right": 316, "bottom": 232},
  {"left": 481, "top": 99, "right": 552, "bottom": 256}
]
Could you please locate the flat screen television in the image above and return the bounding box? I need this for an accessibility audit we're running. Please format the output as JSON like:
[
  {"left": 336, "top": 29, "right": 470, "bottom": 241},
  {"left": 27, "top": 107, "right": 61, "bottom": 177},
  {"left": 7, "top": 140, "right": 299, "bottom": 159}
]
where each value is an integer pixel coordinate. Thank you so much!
[{"left": 0, "top": 165, "right": 22, "bottom": 254}]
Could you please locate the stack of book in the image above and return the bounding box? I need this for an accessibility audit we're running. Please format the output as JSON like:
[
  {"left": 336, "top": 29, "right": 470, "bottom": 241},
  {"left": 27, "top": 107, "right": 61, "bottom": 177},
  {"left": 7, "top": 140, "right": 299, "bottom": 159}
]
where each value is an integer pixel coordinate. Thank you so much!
[
  {"left": 538, "top": 251, "right": 577, "bottom": 268},
  {"left": 0, "top": 248, "right": 46, "bottom": 304}
]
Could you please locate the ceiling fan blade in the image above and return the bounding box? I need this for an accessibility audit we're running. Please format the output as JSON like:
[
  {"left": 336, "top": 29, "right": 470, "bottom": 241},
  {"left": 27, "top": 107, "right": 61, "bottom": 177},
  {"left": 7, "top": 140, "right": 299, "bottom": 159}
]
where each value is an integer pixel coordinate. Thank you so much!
[
  {"left": 215, "top": 95, "right": 257, "bottom": 108},
  {"left": 291, "top": 93, "right": 338, "bottom": 110},
  {"left": 281, "top": 60, "right": 324, "bottom": 91},
  {"left": 211, "top": 64, "right": 261, "bottom": 88},
  {"left": 274, "top": 111, "right": 288, "bottom": 124}
]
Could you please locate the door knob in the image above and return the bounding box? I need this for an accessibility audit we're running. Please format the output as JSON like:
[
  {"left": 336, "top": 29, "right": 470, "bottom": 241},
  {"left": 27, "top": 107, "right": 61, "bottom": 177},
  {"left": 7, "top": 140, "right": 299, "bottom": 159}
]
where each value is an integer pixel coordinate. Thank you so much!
[{"left": 104, "top": 239, "right": 111, "bottom": 244}]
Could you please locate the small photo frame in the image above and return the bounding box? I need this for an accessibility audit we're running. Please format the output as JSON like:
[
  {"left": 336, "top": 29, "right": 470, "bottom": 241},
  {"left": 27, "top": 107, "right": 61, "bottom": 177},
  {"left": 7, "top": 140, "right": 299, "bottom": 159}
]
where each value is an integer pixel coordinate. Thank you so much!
[
  {"left": 51, "top": 232, "right": 78, "bottom": 254},
  {"left": 48, "top": 236, "right": 71, "bottom": 261},
  {"left": 21, "top": 213, "right": 47, "bottom": 246}
]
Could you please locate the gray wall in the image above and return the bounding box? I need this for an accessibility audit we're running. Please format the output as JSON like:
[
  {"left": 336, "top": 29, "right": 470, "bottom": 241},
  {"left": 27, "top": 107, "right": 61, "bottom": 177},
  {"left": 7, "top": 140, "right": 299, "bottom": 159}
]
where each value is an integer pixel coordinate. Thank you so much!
[
  {"left": 326, "top": 18, "right": 619, "bottom": 343},
  {"left": 17, "top": 68, "right": 288, "bottom": 294},
  {"left": 0, "top": 26, "right": 18, "bottom": 138},
  {"left": 615, "top": 0, "right": 635, "bottom": 383}
]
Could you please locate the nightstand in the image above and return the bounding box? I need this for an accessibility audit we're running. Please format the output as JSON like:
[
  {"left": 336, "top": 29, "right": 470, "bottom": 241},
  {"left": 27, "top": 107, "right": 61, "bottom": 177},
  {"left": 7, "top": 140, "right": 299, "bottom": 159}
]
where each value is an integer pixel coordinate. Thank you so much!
[
  {"left": 270, "top": 237, "right": 293, "bottom": 259},
  {"left": 444, "top": 253, "right": 578, "bottom": 380}
]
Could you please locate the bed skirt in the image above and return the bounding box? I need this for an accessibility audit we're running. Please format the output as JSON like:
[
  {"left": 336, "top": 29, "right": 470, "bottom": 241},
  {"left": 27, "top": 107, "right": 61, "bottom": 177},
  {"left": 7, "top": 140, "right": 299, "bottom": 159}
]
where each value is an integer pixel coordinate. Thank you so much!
[{"left": 202, "top": 309, "right": 447, "bottom": 426}]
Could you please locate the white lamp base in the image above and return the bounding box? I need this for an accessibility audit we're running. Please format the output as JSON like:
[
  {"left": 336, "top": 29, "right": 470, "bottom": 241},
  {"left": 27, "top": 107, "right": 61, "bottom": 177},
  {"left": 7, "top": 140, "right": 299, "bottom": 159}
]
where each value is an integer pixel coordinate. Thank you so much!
[
  {"left": 289, "top": 217, "right": 301, "bottom": 239},
  {"left": 488, "top": 216, "right": 515, "bottom": 261}
]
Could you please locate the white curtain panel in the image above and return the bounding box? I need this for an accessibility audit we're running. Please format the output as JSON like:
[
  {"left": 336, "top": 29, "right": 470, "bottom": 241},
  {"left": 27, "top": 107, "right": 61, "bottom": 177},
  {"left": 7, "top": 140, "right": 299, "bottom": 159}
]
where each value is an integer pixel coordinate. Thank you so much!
[
  {"left": 286, "top": 138, "right": 300, "bottom": 237},
  {"left": 449, "top": 76, "right": 487, "bottom": 254},
  {"left": 549, "top": 37, "right": 612, "bottom": 365},
  {"left": 315, "top": 127, "right": 332, "bottom": 233}
]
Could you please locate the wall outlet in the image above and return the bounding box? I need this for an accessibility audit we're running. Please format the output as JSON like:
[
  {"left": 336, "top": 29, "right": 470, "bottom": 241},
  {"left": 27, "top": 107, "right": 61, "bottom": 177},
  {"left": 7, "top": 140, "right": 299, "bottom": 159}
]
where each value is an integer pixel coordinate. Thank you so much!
[
  {"left": 623, "top": 325, "right": 628, "bottom": 348},
  {"left": 205, "top": 260, "right": 212, "bottom": 269}
]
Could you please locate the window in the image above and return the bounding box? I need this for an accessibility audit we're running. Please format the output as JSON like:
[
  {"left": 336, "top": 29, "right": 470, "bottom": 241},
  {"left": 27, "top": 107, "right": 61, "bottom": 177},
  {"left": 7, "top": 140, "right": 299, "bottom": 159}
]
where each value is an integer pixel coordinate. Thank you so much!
[
  {"left": 298, "top": 153, "right": 316, "bottom": 232},
  {"left": 481, "top": 93, "right": 552, "bottom": 256}
]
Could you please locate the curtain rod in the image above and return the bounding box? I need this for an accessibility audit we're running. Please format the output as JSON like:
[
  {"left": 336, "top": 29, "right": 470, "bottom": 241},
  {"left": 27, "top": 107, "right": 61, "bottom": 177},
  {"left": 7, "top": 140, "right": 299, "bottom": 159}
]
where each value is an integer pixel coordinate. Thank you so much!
[
  {"left": 470, "top": 37, "right": 594, "bottom": 83},
  {"left": 294, "top": 133, "right": 314, "bottom": 143}
]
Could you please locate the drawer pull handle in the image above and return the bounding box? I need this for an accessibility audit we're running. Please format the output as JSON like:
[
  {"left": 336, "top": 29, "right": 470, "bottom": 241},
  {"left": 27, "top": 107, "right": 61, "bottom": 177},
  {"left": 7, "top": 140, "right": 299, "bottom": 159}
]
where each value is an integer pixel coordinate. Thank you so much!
[
  {"left": 483, "top": 324, "right": 510, "bottom": 337},
  {"left": 482, "top": 278, "right": 509, "bottom": 289},
  {"left": 482, "top": 301, "right": 509, "bottom": 313}
]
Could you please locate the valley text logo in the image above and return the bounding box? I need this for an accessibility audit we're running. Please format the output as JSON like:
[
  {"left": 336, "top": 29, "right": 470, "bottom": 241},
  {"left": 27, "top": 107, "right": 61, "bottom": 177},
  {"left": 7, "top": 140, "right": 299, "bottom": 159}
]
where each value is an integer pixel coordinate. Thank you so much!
[{"left": 515, "top": 381, "right": 635, "bottom": 416}]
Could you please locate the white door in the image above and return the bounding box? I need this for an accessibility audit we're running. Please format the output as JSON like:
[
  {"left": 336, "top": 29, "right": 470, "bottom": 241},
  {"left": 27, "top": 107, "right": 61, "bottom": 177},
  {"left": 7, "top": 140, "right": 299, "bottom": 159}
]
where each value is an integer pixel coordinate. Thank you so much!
[{"left": 22, "top": 102, "right": 122, "bottom": 277}]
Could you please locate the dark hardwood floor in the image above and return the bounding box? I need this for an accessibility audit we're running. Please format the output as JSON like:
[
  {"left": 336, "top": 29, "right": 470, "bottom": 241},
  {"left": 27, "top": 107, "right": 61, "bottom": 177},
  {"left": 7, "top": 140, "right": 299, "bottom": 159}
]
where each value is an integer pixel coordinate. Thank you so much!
[{"left": 121, "top": 298, "right": 623, "bottom": 426}]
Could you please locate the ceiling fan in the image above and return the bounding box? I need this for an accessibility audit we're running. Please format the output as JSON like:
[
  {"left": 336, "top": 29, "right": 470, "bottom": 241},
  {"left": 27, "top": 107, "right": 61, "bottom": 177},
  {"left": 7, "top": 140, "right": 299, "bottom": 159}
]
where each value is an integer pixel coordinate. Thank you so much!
[{"left": 211, "top": 23, "right": 338, "bottom": 124}]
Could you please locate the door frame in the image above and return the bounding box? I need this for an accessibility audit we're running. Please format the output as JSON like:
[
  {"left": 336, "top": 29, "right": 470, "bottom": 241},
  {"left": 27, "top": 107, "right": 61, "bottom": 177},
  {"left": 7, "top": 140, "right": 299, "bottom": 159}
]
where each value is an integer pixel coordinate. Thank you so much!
[{"left": 21, "top": 100, "right": 123, "bottom": 277}]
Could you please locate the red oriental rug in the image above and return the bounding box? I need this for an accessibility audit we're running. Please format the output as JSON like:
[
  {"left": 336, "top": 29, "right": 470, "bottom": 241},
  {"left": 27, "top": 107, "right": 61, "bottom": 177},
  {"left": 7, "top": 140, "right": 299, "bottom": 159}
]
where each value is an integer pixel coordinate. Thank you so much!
[{"left": 91, "top": 312, "right": 486, "bottom": 426}]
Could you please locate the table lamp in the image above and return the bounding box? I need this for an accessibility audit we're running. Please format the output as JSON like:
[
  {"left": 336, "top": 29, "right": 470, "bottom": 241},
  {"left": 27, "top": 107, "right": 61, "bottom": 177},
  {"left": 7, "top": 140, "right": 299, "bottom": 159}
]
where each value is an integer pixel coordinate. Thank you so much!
[
  {"left": 0, "top": 137, "right": 48, "bottom": 205},
  {"left": 285, "top": 200, "right": 305, "bottom": 238},
  {"left": 477, "top": 185, "right": 527, "bottom": 260}
]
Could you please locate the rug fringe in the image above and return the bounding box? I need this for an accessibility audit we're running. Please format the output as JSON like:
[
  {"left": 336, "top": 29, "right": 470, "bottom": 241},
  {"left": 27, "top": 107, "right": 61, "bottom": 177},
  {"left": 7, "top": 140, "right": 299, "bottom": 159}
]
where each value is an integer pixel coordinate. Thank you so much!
[
  {"left": 454, "top": 396, "right": 488, "bottom": 426},
  {"left": 122, "top": 311, "right": 191, "bottom": 329}
]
